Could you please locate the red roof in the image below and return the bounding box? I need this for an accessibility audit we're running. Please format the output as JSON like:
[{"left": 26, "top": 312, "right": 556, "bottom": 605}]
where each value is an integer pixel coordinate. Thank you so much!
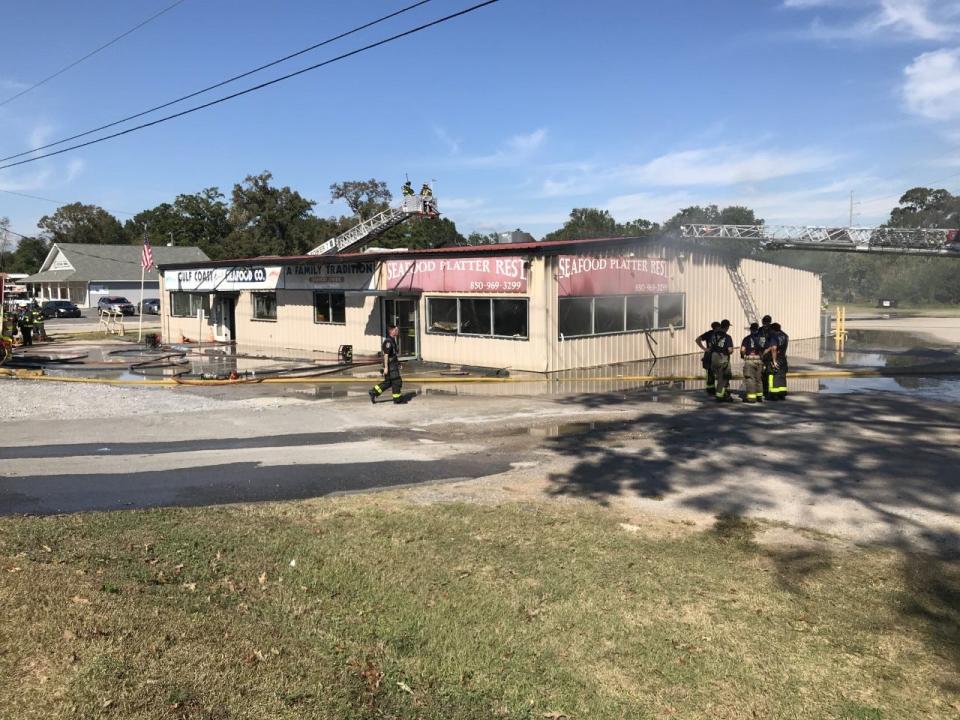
[{"left": 159, "top": 236, "right": 661, "bottom": 270}]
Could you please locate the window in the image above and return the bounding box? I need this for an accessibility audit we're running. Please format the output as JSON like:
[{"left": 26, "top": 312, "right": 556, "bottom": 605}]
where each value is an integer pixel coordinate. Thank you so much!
[
  {"left": 314, "top": 292, "right": 346, "bottom": 324},
  {"left": 252, "top": 292, "right": 277, "bottom": 320},
  {"left": 428, "top": 298, "right": 458, "bottom": 334},
  {"left": 426, "top": 297, "right": 528, "bottom": 339},
  {"left": 170, "top": 292, "right": 210, "bottom": 317},
  {"left": 459, "top": 298, "right": 492, "bottom": 335},
  {"left": 558, "top": 297, "right": 593, "bottom": 338},
  {"left": 559, "top": 293, "right": 685, "bottom": 338},
  {"left": 594, "top": 296, "right": 625, "bottom": 334},
  {"left": 493, "top": 298, "right": 527, "bottom": 338},
  {"left": 626, "top": 295, "right": 655, "bottom": 331},
  {"left": 658, "top": 293, "right": 684, "bottom": 329}
]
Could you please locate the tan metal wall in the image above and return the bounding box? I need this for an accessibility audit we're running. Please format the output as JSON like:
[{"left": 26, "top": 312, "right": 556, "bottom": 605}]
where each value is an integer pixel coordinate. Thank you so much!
[
  {"left": 160, "top": 247, "right": 820, "bottom": 370},
  {"left": 159, "top": 278, "right": 382, "bottom": 357},
  {"left": 415, "top": 257, "right": 550, "bottom": 371},
  {"left": 547, "top": 245, "right": 821, "bottom": 372}
]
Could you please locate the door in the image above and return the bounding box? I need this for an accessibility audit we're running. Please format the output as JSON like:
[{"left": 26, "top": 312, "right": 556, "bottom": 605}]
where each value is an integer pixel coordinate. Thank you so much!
[
  {"left": 213, "top": 296, "right": 237, "bottom": 342},
  {"left": 383, "top": 298, "right": 418, "bottom": 358}
]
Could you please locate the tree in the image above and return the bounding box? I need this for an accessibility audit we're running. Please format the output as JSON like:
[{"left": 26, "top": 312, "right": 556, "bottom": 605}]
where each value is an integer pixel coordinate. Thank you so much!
[
  {"left": 37, "top": 203, "right": 127, "bottom": 244},
  {"left": 378, "top": 216, "right": 465, "bottom": 249},
  {"left": 172, "top": 188, "right": 232, "bottom": 259},
  {"left": 329, "top": 179, "right": 392, "bottom": 220},
  {"left": 887, "top": 187, "right": 960, "bottom": 228},
  {"left": 464, "top": 231, "right": 501, "bottom": 246},
  {"left": 0, "top": 217, "right": 10, "bottom": 271},
  {"left": 226, "top": 172, "right": 316, "bottom": 257},
  {"left": 543, "top": 208, "right": 660, "bottom": 242},
  {"left": 4, "top": 236, "right": 50, "bottom": 274}
]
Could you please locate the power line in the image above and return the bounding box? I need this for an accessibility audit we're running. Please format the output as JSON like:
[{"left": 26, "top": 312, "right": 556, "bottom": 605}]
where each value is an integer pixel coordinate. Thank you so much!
[
  {"left": 0, "top": 0, "right": 435, "bottom": 163},
  {"left": 856, "top": 169, "right": 960, "bottom": 210},
  {"left": 0, "top": 0, "right": 188, "bottom": 108},
  {"left": 0, "top": 0, "right": 502, "bottom": 172},
  {"left": 0, "top": 188, "right": 135, "bottom": 216}
]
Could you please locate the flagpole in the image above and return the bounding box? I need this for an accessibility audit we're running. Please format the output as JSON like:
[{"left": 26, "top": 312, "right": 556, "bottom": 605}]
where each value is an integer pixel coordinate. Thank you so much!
[{"left": 138, "top": 226, "right": 148, "bottom": 342}]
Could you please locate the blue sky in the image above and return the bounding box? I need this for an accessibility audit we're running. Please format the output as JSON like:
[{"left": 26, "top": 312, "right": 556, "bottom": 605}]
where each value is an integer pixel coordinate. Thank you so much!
[{"left": 3, "top": 0, "right": 960, "bottom": 241}]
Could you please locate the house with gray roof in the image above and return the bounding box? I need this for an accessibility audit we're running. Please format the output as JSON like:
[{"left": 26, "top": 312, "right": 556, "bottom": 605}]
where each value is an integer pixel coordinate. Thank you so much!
[{"left": 22, "top": 243, "right": 209, "bottom": 308}]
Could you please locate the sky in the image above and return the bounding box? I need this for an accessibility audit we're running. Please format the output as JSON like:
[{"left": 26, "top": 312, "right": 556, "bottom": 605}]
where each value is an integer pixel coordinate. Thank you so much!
[{"left": 3, "top": 0, "right": 960, "bottom": 242}]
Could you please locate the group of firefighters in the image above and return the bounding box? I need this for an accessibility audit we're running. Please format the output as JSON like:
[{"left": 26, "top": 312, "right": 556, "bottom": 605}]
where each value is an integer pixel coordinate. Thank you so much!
[
  {"left": 1, "top": 302, "right": 47, "bottom": 359},
  {"left": 696, "top": 315, "right": 788, "bottom": 403},
  {"left": 401, "top": 180, "right": 433, "bottom": 198}
]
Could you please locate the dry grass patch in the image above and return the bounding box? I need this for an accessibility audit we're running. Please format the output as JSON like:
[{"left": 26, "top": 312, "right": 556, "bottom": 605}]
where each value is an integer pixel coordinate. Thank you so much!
[{"left": 0, "top": 498, "right": 957, "bottom": 719}]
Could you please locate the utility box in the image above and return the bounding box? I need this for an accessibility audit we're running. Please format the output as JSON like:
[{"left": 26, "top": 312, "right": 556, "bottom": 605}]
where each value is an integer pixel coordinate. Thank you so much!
[{"left": 877, "top": 298, "right": 898, "bottom": 308}]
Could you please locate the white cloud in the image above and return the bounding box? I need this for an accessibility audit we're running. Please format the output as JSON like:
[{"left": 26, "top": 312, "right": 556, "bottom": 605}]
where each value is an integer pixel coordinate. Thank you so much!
[
  {"left": 433, "top": 125, "right": 461, "bottom": 155},
  {"left": 619, "top": 145, "right": 836, "bottom": 187},
  {"left": 903, "top": 48, "right": 960, "bottom": 119},
  {"left": 28, "top": 124, "right": 54, "bottom": 151},
  {"left": 506, "top": 128, "right": 547, "bottom": 153},
  {"left": 0, "top": 78, "right": 29, "bottom": 91},
  {"left": 440, "top": 196, "right": 485, "bottom": 210},
  {"left": 791, "top": 0, "right": 960, "bottom": 41},
  {"left": 65, "top": 158, "right": 85, "bottom": 183},
  {"left": 464, "top": 128, "right": 548, "bottom": 167}
]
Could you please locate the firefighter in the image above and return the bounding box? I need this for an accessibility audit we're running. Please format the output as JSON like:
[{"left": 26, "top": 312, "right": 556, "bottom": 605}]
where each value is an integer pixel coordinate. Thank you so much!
[
  {"left": 770, "top": 322, "right": 789, "bottom": 400},
  {"left": 401, "top": 180, "right": 415, "bottom": 196},
  {"left": 758, "top": 314, "right": 773, "bottom": 399},
  {"left": 18, "top": 305, "right": 34, "bottom": 346},
  {"left": 740, "top": 322, "right": 764, "bottom": 403},
  {"left": 695, "top": 321, "right": 721, "bottom": 395},
  {"left": 1, "top": 316, "right": 14, "bottom": 363},
  {"left": 30, "top": 302, "right": 47, "bottom": 342},
  {"left": 710, "top": 319, "right": 735, "bottom": 402},
  {"left": 420, "top": 182, "right": 433, "bottom": 198},
  {"left": 369, "top": 324, "right": 405, "bottom": 404}
]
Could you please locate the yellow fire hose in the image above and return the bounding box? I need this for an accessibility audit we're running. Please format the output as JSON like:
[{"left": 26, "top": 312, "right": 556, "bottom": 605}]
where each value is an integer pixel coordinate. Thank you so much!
[{"left": 1, "top": 365, "right": 958, "bottom": 387}]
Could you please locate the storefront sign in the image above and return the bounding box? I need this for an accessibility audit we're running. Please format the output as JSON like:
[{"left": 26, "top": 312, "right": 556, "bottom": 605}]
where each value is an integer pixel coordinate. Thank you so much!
[
  {"left": 165, "top": 266, "right": 283, "bottom": 292},
  {"left": 386, "top": 256, "right": 527, "bottom": 293},
  {"left": 557, "top": 255, "right": 669, "bottom": 296},
  {"left": 284, "top": 261, "right": 376, "bottom": 290}
]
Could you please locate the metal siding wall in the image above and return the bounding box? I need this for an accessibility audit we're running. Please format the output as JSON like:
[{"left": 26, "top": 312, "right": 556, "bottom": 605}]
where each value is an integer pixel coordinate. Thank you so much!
[
  {"left": 417, "top": 257, "right": 548, "bottom": 371},
  {"left": 550, "top": 245, "right": 823, "bottom": 372}
]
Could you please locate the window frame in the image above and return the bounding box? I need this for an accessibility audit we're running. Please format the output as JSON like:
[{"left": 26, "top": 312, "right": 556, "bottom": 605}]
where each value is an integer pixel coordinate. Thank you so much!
[
  {"left": 169, "top": 291, "right": 210, "bottom": 318},
  {"left": 313, "top": 291, "right": 346, "bottom": 325},
  {"left": 558, "top": 292, "right": 686, "bottom": 339},
  {"left": 251, "top": 291, "right": 277, "bottom": 321},
  {"left": 425, "top": 296, "right": 529, "bottom": 340}
]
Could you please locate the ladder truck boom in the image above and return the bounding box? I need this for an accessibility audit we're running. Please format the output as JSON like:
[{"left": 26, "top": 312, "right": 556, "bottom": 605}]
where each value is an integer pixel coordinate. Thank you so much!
[
  {"left": 681, "top": 224, "right": 960, "bottom": 256},
  {"left": 308, "top": 195, "right": 439, "bottom": 256}
]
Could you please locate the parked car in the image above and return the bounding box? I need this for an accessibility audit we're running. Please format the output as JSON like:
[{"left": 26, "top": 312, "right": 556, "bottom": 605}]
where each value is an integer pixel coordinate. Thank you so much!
[
  {"left": 97, "top": 296, "right": 136, "bottom": 316},
  {"left": 41, "top": 300, "right": 82, "bottom": 318},
  {"left": 138, "top": 298, "right": 161, "bottom": 315}
]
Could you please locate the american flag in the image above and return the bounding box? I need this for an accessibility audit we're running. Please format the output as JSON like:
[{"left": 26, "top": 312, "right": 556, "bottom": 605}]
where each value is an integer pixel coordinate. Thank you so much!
[{"left": 140, "top": 239, "right": 154, "bottom": 270}]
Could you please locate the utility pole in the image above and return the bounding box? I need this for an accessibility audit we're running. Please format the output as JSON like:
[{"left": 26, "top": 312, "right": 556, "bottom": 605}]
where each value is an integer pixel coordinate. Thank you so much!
[{"left": 849, "top": 190, "right": 854, "bottom": 227}]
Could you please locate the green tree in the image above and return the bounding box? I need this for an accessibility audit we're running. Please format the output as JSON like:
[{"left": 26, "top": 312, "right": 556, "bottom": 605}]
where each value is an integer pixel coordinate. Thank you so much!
[
  {"left": 37, "top": 203, "right": 127, "bottom": 244},
  {"left": 225, "top": 172, "right": 316, "bottom": 257},
  {"left": 378, "top": 216, "right": 465, "bottom": 249},
  {"left": 464, "top": 231, "right": 501, "bottom": 246},
  {"left": 5, "top": 236, "right": 50, "bottom": 274},
  {"left": 329, "top": 179, "right": 392, "bottom": 220},
  {"left": 544, "top": 208, "right": 661, "bottom": 242},
  {"left": 887, "top": 187, "right": 960, "bottom": 228}
]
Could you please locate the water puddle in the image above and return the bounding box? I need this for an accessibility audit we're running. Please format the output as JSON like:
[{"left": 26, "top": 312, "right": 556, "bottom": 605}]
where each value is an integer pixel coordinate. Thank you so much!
[{"left": 820, "top": 375, "right": 960, "bottom": 402}]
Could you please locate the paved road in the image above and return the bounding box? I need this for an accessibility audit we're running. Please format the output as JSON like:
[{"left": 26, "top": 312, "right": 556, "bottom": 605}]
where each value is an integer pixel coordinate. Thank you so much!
[{"left": 0, "top": 406, "right": 522, "bottom": 514}]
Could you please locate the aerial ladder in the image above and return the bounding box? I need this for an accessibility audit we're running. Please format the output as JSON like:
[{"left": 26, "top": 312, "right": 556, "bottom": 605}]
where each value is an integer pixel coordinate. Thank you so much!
[
  {"left": 679, "top": 224, "right": 960, "bottom": 324},
  {"left": 308, "top": 195, "right": 440, "bottom": 256},
  {"left": 681, "top": 224, "right": 960, "bottom": 256}
]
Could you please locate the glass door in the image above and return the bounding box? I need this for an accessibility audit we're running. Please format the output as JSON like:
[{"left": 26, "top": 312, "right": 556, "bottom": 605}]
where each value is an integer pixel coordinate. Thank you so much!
[{"left": 383, "top": 298, "right": 418, "bottom": 358}]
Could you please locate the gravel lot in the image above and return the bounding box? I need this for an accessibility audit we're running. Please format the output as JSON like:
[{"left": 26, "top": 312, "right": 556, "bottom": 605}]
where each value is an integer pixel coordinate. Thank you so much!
[{"left": 0, "top": 380, "right": 302, "bottom": 421}]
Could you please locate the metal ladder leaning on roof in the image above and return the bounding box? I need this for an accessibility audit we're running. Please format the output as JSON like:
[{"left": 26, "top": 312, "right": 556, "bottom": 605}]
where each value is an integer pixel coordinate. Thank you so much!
[
  {"left": 307, "top": 196, "right": 439, "bottom": 256},
  {"left": 725, "top": 261, "right": 761, "bottom": 326}
]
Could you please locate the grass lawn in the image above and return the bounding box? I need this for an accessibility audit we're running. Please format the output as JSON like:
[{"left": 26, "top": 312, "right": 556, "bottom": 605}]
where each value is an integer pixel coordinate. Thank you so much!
[{"left": 1, "top": 498, "right": 957, "bottom": 719}]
